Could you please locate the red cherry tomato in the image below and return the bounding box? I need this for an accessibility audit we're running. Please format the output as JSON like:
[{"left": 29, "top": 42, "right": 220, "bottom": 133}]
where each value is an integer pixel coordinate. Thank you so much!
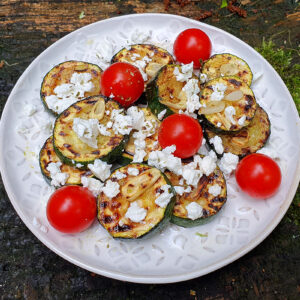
[
  {"left": 235, "top": 153, "right": 281, "bottom": 199},
  {"left": 173, "top": 28, "right": 212, "bottom": 68},
  {"left": 47, "top": 185, "right": 97, "bottom": 233},
  {"left": 158, "top": 114, "right": 203, "bottom": 158},
  {"left": 100, "top": 62, "right": 144, "bottom": 107}
]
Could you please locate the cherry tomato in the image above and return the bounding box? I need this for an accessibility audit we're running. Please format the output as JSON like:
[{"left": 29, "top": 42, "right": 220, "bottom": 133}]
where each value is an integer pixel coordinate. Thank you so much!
[
  {"left": 235, "top": 153, "right": 281, "bottom": 199},
  {"left": 47, "top": 185, "right": 97, "bottom": 233},
  {"left": 158, "top": 114, "right": 203, "bottom": 158},
  {"left": 173, "top": 28, "right": 212, "bottom": 68},
  {"left": 100, "top": 62, "right": 144, "bottom": 107}
]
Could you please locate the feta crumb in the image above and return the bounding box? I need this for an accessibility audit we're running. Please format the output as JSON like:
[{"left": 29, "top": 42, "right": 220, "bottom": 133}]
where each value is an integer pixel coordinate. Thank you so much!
[
  {"left": 224, "top": 106, "right": 236, "bottom": 124},
  {"left": 157, "top": 109, "right": 167, "bottom": 120},
  {"left": 125, "top": 201, "right": 147, "bottom": 223},
  {"left": 23, "top": 104, "right": 37, "bottom": 116},
  {"left": 186, "top": 202, "right": 203, "bottom": 220},
  {"left": 200, "top": 156, "right": 217, "bottom": 176},
  {"left": 179, "top": 178, "right": 184, "bottom": 185},
  {"left": 210, "top": 83, "right": 227, "bottom": 101},
  {"left": 111, "top": 109, "right": 133, "bottom": 135},
  {"left": 173, "top": 62, "right": 193, "bottom": 82},
  {"left": 209, "top": 136, "right": 224, "bottom": 155},
  {"left": 218, "top": 152, "right": 239, "bottom": 175},
  {"left": 217, "top": 122, "right": 222, "bottom": 127},
  {"left": 88, "top": 159, "right": 112, "bottom": 182},
  {"left": 113, "top": 170, "right": 127, "bottom": 180},
  {"left": 132, "top": 148, "right": 147, "bottom": 163},
  {"left": 155, "top": 184, "right": 173, "bottom": 208},
  {"left": 127, "top": 167, "right": 139, "bottom": 176},
  {"left": 76, "top": 163, "right": 84, "bottom": 168},
  {"left": 73, "top": 118, "right": 99, "bottom": 148},
  {"left": 199, "top": 73, "right": 208, "bottom": 84},
  {"left": 174, "top": 185, "right": 192, "bottom": 196},
  {"left": 183, "top": 78, "right": 201, "bottom": 113},
  {"left": 208, "top": 150, "right": 218, "bottom": 162},
  {"left": 109, "top": 93, "right": 115, "bottom": 98},
  {"left": 127, "top": 106, "right": 145, "bottom": 130},
  {"left": 97, "top": 123, "right": 111, "bottom": 136},
  {"left": 238, "top": 115, "right": 246, "bottom": 126},
  {"left": 46, "top": 162, "right": 69, "bottom": 187},
  {"left": 81, "top": 176, "right": 104, "bottom": 197},
  {"left": 182, "top": 163, "right": 203, "bottom": 186},
  {"left": 208, "top": 184, "right": 221, "bottom": 197},
  {"left": 102, "top": 180, "right": 120, "bottom": 199}
]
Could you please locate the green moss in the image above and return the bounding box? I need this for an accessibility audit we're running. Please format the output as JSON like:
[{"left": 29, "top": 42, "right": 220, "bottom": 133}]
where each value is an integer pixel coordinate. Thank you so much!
[
  {"left": 256, "top": 40, "right": 300, "bottom": 227},
  {"left": 255, "top": 40, "right": 300, "bottom": 113}
]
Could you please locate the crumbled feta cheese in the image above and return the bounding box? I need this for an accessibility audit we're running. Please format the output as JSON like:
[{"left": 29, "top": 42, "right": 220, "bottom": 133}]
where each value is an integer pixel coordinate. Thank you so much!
[
  {"left": 182, "top": 78, "right": 201, "bottom": 113},
  {"left": 97, "top": 123, "right": 111, "bottom": 136},
  {"left": 88, "top": 159, "right": 111, "bottom": 181},
  {"left": 210, "top": 83, "right": 227, "bottom": 101},
  {"left": 127, "top": 106, "right": 145, "bottom": 130},
  {"left": 125, "top": 201, "right": 147, "bottom": 223},
  {"left": 46, "top": 162, "right": 69, "bottom": 187},
  {"left": 174, "top": 185, "right": 192, "bottom": 196},
  {"left": 110, "top": 109, "right": 133, "bottom": 135},
  {"left": 208, "top": 150, "right": 218, "bottom": 162},
  {"left": 132, "top": 59, "right": 148, "bottom": 81},
  {"left": 155, "top": 185, "right": 173, "bottom": 208},
  {"left": 199, "top": 73, "right": 208, "bottom": 84},
  {"left": 182, "top": 163, "right": 203, "bottom": 186},
  {"left": 81, "top": 176, "right": 104, "bottom": 197},
  {"left": 238, "top": 115, "right": 246, "bottom": 126},
  {"left": 23, "top": 104, "right": 37, "bottom": 116},
  {"left": 45, "top": 72, "right": 94, "bottom": 114},
  {"left": 173, "top": 62, "right": 193, "bottom": 82},
  {"left": 217, "top": 122, "right": 222, "bottom": 127},
  {"left": 127, "top": 167, "right": 139, "bottom": 176},
  {"left": 109, "top": 93, "right": 115, "bottom": 98},
  {"left": 131, "top": 29, "right": 152, "bottom": 44},
  {"left": 132, "top": 149, "right": 147, "bottom": 163},
  {"left": 186, "top": 202, "right": 203, "bottom": 220},
  {"left": 73, "top": 118, "right": 99, "bottom": 148},
  {"left": 179, "top": 178, "right": 184, "bottom": 185},
  {"left": 113, "top": 170, "right": 127, "bottom": 180},
  {"left": 218, "top": 152, "right": 239, "bottom": 175},
  {"left": 95, "top": 41, "right": 116, "bottom": 64},
  {"left": 76, "top": 163, "right": 83, "bottom": 168},
  {"left": 148, "top": 145, "right": 182, "bottom": 175},
  {"left": 157, "top": 109, "right": 167, "bottom": 121},
  {"left": 209, "top": 136, "right": 224, "bottom": 155},
  {"left": 102, "top": 180, "right": 120, "bottom": 199},
  {"left": 225, "top": 106, "right": 236, "bottom": 125},
  {"left": 208, "top": 184, "right": 221, "bottom": 197},
  {"left": 200, "top": 156, "right": 216, "bottom": 176}
]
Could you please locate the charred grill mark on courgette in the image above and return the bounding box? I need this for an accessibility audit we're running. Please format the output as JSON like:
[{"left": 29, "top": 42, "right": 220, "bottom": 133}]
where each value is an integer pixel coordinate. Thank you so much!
[
  {"left": 53, "top": 95, "right": 127, "bottom": 168},
  {"left": 39, "top": 136, "right": 93, "bottom": 185},
  {"left": 165, "top": 163, "right": 227, "bottom": 227},
  {"left": 40, "top": 61, "right": 102, "bottom": 115},
  {"left": 111, "top": 44, "right": 175, "bottom": 85},
  {"left": 98, "top": 164, "right": 176, "bottom": 239},
  {"left": 125, "top": 107, "right": 161, "bottom": 160},
  {"left": 204, "top": 106, "right": 271, "bottom": 158},
  {"left": 201, "top": 53, "right": 253, "bottom": 86},
  {"left": 146, "top": 64, "right": 200, "bottom": 117},
  {"left": 199, "top": 76, "right": 257, "bottom": 132}
]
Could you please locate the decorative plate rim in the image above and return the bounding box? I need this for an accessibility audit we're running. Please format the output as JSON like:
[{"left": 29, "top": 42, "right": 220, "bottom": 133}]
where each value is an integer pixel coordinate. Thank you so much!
[{"left": 0, "top": 13, "right": 299, "bottom": 284}]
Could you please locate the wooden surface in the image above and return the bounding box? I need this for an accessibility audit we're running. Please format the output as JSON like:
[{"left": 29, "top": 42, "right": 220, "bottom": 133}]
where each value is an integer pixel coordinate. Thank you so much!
[{"left": 0, "top": 1, "right": 299, "bottom": 299}]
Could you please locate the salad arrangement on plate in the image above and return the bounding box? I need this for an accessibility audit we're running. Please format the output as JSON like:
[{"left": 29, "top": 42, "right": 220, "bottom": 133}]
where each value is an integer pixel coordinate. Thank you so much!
[{"left": 37, "top": 28, "right": 281, "bottom": 238}]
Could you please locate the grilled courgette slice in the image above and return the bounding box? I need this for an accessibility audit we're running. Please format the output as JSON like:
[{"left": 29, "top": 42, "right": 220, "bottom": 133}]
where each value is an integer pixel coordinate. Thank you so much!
[
  {"left": 199, "top": 76, "right": 257, "bottom": 132},
  {"left": 146, "top": 64, "right": 200, "bottom": 117},
  {"left": 98, "top": 164, "right": 176, "bottom": 239},
  {"left": 125, "top": 107, "right": 161, "bottom": 160},
  {"left": 39, "top": 136, "right": 93, "bottom": 185},
  {"left": 111, "top": 44, "right": 174, "bottom": 85},
  {"left": 165, "top": 163, "right": 227, "bottom": 227},
  {"left": 204, "top": 106, "right": 270, "bottom": 158},
  {"left": 201, "top": 53, "right": 253, "bottom": 86},
  {"left": 41, "top": 61, "right": 102, "bottom": 115},
  {"left": 53, "top": 95, "right": 127, "bottom": 168}
]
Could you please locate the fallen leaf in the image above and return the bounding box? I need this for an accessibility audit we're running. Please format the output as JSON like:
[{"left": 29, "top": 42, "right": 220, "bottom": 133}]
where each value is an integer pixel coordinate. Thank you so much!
[
  {"left": 79, "top": 11, "right": 85, "bottom": 19},
  {"left": 0, "top": 60, "right": 4, "bottom": 69}
]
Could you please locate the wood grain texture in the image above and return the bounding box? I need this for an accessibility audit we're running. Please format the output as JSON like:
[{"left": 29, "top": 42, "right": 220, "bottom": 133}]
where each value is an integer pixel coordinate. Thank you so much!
[{"left": 0, "top": 0, "right": 299, "bottom": 299}]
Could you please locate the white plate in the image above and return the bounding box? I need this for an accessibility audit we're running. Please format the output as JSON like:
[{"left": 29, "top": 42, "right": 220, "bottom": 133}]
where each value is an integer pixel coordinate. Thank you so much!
[{"left": 0, "top": 14, "right": 299, "bottom": 284}]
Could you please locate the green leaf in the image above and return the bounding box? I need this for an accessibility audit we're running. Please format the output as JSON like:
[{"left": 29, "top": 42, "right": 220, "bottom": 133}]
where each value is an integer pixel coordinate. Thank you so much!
[
  {"left": 220, "top": 0, "right": 228, "bottom": 8},
  {"left": 196, "top": 232, "right": 208, "bottom": 237},
  {"left": 79, "top": 11, "right": 85, "bottom": 19}
]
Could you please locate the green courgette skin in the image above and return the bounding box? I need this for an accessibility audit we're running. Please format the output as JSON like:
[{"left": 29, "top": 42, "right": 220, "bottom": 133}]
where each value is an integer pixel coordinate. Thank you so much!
[
  {"left": 146, "top": 67, "right": 174, "bottom": 119},
  {"left": 116, "top": 153, "right": 133, "bottom": 166},
  {"left": 97, "top": 163, "right": 176, "bottom": 240}
]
